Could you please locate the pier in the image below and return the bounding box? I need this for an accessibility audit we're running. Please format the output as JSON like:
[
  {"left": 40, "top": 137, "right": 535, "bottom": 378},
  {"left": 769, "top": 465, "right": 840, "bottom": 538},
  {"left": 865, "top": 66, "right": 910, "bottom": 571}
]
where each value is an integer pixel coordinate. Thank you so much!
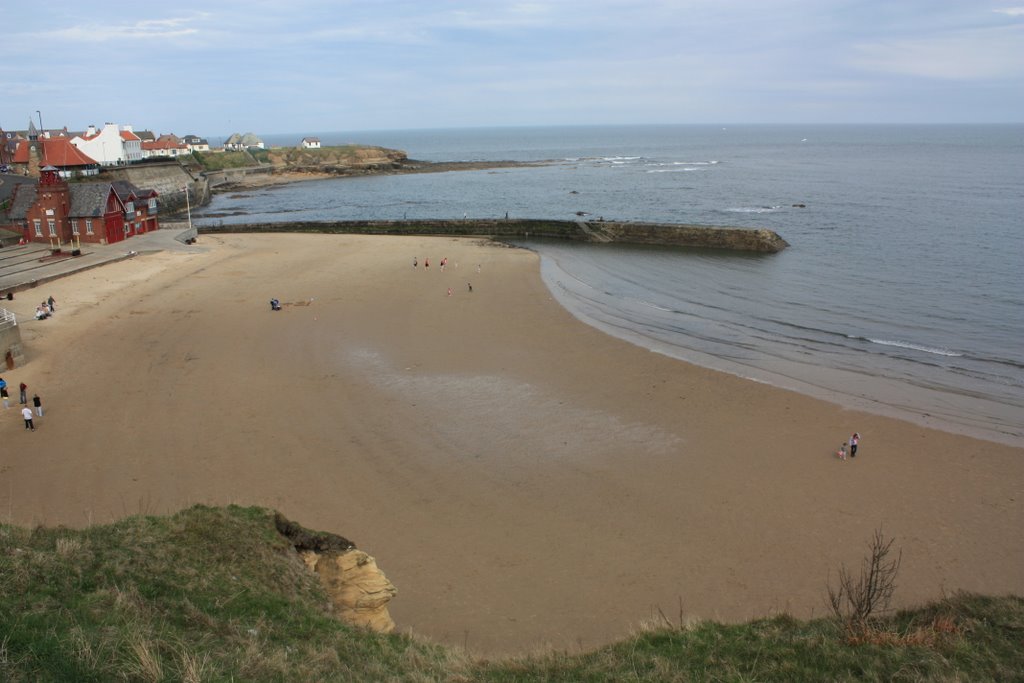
[{"left": 198, "top": 218, "right": 789, "bottom": 253}]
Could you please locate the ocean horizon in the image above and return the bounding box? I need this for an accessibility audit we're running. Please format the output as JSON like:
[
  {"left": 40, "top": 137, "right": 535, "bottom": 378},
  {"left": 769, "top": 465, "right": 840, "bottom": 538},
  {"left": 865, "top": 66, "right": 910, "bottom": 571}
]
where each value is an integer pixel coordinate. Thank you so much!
[{"left": 196, "top": 124, "right": 1024, "bottom": 446}]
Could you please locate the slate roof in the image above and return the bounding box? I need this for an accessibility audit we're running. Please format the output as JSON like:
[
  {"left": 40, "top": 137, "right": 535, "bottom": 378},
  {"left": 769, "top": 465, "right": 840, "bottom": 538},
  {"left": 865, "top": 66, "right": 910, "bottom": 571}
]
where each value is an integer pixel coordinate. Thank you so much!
[
  {"left": 69, "top": 183, "right": 117, "bottom": 218},
  {"left": 110, "top": 180, "right": 156, "bottom": 202},
  {"left": 4, "top": 183, "right": 37, "bottom": 220},
  {"left": 0, "top": 174, "right": 35, "bottom": 206}
]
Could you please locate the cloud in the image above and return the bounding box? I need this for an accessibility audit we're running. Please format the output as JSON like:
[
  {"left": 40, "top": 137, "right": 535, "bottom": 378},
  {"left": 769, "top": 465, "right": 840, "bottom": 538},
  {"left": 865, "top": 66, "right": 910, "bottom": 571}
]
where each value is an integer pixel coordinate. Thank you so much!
[
  {"left": 46, "top": 14, "right": 207, "bottom": 44},
  {"left": 993, "top": 7, "right": 1024, "bottom": 16},
  {"left": 851, "top": 24, "right": 1024, "bottom": 80}
]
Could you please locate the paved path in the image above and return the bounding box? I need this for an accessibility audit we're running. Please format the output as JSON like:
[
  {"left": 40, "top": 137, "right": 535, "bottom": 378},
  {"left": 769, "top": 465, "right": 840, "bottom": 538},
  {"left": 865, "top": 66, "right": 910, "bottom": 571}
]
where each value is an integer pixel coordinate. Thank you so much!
[{"left": 0, "top": 224, "right": 203, "bottom": 302}]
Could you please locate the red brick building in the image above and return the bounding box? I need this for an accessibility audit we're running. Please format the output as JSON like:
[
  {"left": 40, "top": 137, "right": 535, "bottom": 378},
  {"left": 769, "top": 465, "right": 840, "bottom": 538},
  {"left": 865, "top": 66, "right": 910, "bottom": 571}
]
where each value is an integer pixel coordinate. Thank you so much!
[{"left": 0, "top": 166, "right": 159, "bottom": 247}]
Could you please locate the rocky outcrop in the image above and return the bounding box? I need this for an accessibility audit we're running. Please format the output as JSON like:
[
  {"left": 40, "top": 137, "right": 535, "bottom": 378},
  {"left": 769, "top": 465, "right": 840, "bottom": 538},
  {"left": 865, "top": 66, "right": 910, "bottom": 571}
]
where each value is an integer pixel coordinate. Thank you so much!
[
  {"left": 264, "top": 146, "right": 408, "bottom": 171},
  {"left": 275, "top": 513, "right": 397, "bottom": 633},
  {"left": 300, "top": 549, "right": 397, "bottom": 633}
]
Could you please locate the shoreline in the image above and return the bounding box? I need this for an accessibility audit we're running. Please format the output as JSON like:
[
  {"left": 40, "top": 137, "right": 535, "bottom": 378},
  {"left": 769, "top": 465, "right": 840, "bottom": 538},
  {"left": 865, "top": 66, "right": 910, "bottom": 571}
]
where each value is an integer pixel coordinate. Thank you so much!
[
  {"left": 208, "top": 158, "right": 551, "bottom": 194},
  {"left": 537, "top": 253, "right": 1021, "bottom": 448},
  {"left": 2, "top": 233, "right": 1020, "bottom": 657}
]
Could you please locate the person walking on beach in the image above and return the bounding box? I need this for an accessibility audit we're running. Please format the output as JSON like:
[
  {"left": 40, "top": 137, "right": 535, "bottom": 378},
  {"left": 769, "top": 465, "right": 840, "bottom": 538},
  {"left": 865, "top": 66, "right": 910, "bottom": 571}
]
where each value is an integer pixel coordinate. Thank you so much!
[
  {"left": 849, "top": 433, "right": 860, "bottom": 458},
  {"left": 837, "top": 443, "right": 847, "bottom": 460},
  {"left": 32, "top": 394, "right": 42, "bottom": 417},
  {"left": 47, "top": 295, "right": 56, "bottom": 312},
  {"left": 22, "top": 406, "right": 34, "bottom": 431},
  {"left": 19, "top": 382, "right": 27, "bottom": 405},
  {"left": 413, "top": 257, "right": 418, "bottom": 268}
]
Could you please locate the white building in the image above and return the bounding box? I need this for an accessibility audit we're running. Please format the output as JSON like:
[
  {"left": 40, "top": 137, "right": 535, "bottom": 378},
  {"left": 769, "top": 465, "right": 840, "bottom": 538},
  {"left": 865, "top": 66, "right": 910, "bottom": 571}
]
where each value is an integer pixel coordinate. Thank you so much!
[
  {"left": 183, "top": 135, "right": 210, "bottom": 152},
  {"left": 70, "top": 123, "right": 131, "bottom": 166},
  {"left": 300, "top": 137, "right": 321, "bottom": 149},
  {"left": 120, "top": 125, "right": 143, "bottom": 163}
]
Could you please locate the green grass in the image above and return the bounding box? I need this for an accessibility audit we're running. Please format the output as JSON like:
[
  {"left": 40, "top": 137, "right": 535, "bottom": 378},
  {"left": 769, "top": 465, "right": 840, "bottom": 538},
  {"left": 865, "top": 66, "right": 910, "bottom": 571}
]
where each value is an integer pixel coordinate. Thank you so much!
[
  {"left": 190, "top": 150, "right": 261, "bottom": 171},
  {"left": 2, "top": 505, "right": 1021, "bottom": 681}
]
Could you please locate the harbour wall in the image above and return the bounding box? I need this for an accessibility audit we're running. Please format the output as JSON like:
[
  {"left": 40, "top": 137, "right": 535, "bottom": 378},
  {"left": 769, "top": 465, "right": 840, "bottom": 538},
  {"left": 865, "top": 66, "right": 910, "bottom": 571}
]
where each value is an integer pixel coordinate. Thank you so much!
[{"left": 198, "top": 219, "right": 789, "bottom": 253}]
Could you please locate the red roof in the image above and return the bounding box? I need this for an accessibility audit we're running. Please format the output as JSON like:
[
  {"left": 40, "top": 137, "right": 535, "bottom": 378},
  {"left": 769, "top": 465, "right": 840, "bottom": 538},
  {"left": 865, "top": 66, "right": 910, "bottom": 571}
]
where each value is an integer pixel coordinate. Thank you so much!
[
  {"left": 121, "top": 130, "right": 140, "bottom": 141},
  {"left": 141, "top": 139, "right": 187, "bottom": 151},
  {"left": 13, "top": 138, "right": 98, "bottom": 167}
]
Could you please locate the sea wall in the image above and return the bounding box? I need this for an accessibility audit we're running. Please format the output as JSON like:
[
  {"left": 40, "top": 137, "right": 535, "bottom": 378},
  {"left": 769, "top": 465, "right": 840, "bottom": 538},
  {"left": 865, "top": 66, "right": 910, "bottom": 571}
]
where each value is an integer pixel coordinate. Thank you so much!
[
  {"left": 102, "top": 161, "right": 208, "bottom": 214},
  {"left": 199, "top": 219, "right": 789, "bottom": 253}
]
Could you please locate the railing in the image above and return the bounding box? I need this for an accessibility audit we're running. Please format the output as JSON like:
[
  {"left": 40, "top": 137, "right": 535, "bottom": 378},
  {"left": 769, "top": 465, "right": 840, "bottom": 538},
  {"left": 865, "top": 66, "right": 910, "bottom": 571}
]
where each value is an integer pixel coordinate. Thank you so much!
[{"left": 0, "top": 308, "right": 16, "bottom": 330}]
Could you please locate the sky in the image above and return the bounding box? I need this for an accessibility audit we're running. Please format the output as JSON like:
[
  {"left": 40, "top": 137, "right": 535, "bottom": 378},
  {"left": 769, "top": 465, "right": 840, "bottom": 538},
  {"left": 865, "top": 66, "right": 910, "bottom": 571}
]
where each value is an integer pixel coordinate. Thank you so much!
[{"left": 2, "top": 1, "right": 1022, "bottom": 137}]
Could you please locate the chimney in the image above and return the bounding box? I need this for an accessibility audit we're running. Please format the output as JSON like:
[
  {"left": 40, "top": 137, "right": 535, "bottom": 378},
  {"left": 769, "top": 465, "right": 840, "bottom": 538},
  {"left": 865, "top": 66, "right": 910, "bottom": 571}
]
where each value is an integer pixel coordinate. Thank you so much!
[{"left": 86, "top": 125, "right": 97, "bottom": 136}]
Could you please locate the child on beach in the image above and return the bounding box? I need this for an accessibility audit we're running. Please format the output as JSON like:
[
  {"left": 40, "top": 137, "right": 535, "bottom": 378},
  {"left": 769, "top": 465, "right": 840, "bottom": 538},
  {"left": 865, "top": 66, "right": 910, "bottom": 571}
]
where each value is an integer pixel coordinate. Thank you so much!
[{"left": 837, "top": 443, "right": 847, "bottom": 460}]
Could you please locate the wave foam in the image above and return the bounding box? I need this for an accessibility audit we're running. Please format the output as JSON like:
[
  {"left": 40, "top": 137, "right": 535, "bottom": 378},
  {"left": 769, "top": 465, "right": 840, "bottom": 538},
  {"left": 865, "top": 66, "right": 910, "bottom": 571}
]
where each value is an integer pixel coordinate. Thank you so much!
[
  {"left": 724, "top": 206, "right": 782, "bottom": 213},
  {"left": 856, "top": 336, "right": 964, "bottom": 357}
]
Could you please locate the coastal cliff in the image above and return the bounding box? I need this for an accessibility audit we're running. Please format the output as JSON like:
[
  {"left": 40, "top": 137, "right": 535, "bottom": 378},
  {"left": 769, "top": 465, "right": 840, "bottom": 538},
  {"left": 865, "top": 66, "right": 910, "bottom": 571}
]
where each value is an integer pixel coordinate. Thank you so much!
[
  {"left": 274, "top": 513, "right": 397, "bottom": 633},
  {"left": 2, "top": 505, "right": 1020, "bottom": 680},
  {"left": 200, "top": 218, "right": 790, "bottom": 253}
]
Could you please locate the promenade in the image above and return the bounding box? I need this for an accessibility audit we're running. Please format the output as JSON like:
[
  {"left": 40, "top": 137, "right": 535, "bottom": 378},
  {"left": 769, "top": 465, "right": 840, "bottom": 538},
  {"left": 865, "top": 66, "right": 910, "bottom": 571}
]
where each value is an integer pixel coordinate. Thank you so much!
[{"left": 0, "top": 223, "right": 200, "bottom": 321}]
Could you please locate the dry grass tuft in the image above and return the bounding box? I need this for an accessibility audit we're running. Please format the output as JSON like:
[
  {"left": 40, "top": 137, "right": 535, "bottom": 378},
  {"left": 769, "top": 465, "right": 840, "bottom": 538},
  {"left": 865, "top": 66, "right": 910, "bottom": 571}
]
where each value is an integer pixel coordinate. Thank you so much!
[
  {"left": 126, "top": 637, "right": 164, "bottom": 682},
  {"left": 178, "top": 646, "right": 211, "bottom": 683},
  {"left": 55, "top": 537, "right": 81, "bottom": 557}
]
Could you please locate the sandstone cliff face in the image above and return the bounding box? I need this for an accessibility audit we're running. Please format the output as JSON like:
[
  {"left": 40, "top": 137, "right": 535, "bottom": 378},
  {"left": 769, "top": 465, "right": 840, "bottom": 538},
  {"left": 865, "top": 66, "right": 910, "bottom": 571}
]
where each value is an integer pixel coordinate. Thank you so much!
[
  {"left": 275, "top": 513, "right": 397, "bottom": 633},
  {"left": 300, "top": 549, "right": 397, "bottom": 633}
]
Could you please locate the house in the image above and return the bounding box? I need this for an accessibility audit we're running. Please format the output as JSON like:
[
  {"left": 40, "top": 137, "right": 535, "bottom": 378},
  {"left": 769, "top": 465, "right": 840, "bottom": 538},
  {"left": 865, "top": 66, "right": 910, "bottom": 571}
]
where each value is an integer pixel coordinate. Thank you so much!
[
  {"left": 0, "top": 128, "right": 19, "bottom": 167},
  {"left": 120, "top": 127, "right": 143, "bottom": 163},
  {"left": 182, "top": 134, "right": 210, "bottom": 152},
  {"left": 12, "top": 135, "right": 100, "bottom": 178},
  {"left": 0, "top": 166, "right": 159, "bottom": 246},
  {"left": 70, "top": 123, "right": 133, "bottom": 166},
  {"left": 110, "top": 180, "right": 159, "bottom": 238},
  {"left": 223, "top": 132, "right": 264, "bottom": 150},
  {"left": 140, "top": 137, "right": 188, "bottom": 159},
  {"left": 300, "top": 137, "right": 321, "bottom": 149}
]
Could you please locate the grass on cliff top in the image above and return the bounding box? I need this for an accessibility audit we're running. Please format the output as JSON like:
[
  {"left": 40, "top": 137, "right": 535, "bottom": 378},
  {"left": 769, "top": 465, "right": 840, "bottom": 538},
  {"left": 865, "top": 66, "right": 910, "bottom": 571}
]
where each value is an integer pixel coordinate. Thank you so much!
[
  {"left": 190, "top": 150, "right": 261, "bottom": 171},
  {"left": 1, "top": 505, "right": 1022, "bottom": 682}
]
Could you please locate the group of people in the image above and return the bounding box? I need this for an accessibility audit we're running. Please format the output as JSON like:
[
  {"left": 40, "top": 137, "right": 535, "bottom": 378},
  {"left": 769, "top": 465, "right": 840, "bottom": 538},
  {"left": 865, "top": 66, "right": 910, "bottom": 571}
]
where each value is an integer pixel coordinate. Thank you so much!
[
  {"left": 0, "top": 376, "right": 43, "bottom": 431},
  {"left": 836, "top": 432, "right": 861, "bottom": 460},
  {"left": 414, "top": 257, "right": 479, "bottom": 297},
  {"left": 413, "top": 256, "right": 457, "bottom": 271},
  {"left": 34, "top": 295, "right": 57, "bottom": 320}
]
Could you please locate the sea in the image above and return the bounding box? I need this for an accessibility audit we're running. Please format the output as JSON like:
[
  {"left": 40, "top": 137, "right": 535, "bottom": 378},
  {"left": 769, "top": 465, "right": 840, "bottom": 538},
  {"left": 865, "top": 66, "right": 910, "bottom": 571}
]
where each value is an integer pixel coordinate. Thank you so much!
[{"left": 196, "top": 125, "right": 1024, "bottom": 445}]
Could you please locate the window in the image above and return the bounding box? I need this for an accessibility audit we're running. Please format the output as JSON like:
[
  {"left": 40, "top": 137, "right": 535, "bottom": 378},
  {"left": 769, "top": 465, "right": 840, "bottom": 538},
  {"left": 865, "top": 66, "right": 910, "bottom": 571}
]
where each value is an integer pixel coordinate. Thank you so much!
[
  {"left": 85, "top": 219, "right": 94, "bottom": 235},
  {"left": 47, "top": 219, "right": 56, "bottom": 237},
  {"left": 33, "top": 219, "right": 42, "bottom": 237},
  {"left": 71, "top": 219, "right": 80, "bottom": 235}
]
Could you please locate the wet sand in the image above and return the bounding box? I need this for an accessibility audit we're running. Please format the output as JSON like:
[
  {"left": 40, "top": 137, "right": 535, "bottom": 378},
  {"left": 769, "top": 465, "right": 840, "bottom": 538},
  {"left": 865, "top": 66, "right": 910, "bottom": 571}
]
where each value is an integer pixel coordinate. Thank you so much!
[{"left": 1, "top": 233, "right": 1021, "bottom": 656}]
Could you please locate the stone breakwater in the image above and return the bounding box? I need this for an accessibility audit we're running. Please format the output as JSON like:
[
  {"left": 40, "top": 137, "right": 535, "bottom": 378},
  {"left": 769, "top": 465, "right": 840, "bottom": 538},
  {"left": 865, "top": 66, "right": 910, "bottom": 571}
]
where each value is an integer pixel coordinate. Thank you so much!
[{"left": 199, "top": 219, "right": 789, "bottom": 253}]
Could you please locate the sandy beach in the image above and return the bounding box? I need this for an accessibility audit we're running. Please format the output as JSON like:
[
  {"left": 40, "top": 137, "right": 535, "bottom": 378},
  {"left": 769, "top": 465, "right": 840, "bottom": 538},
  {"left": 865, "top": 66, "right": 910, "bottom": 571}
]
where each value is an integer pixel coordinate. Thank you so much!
[{"left": 1, "top": 233, "right": 1021, "bottom": 656}]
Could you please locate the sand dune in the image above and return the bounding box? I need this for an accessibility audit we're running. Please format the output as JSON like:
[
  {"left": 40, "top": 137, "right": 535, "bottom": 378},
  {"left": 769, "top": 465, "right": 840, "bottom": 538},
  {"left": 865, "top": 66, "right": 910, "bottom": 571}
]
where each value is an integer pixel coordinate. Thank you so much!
[{"left": 2, "top": 233, "right": 1021, "bottom": 656}]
